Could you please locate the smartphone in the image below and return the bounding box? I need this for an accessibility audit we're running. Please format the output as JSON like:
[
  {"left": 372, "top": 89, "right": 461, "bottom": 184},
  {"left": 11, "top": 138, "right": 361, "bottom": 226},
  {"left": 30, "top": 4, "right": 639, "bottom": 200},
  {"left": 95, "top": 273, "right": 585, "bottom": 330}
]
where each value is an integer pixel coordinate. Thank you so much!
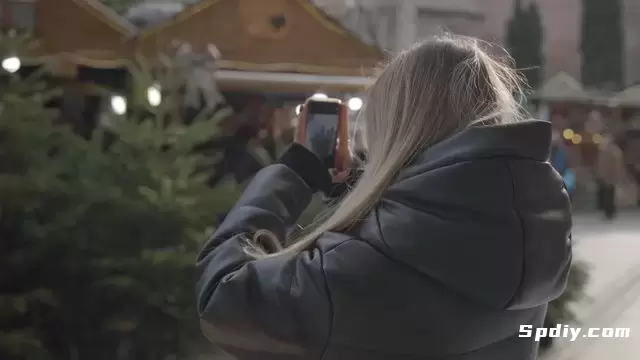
[{"left": 297, "top": 97, "right": 349, "bottom": 170}]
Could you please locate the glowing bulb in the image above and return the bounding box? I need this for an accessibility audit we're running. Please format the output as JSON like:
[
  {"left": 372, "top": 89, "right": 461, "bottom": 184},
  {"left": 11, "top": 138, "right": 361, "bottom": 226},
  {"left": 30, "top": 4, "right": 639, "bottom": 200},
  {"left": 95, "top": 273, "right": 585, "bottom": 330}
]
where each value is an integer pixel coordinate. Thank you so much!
[
  {"left": 110, "top": 95, "right": 127, "bottom": 115},
  {"left": 2, "top": 56, "right": 21, "bottom": 73},
  {"left": 348, "top": 97, "right": 363, "bottom": 111},
  {"left": 295, "top": 104, "right": 303, "bottom": 115},
  {"left": 312, "top": 93, "right": 328, "bottom": 99},
  {"left": 562, "top": 128, "right": 574, "bottom": 140},
  {"left": 147, "top": 84, "right": 162, "bottom": 107},
  {"left": 571, "top": 133, "right": 582, "bottom": 145}
]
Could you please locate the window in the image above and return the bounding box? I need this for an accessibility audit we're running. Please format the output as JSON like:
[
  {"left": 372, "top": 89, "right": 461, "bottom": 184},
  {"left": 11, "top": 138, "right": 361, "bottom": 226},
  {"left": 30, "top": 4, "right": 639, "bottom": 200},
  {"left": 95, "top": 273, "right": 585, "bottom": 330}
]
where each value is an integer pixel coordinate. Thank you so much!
[{"left": 8, "top": 0, "right": 35, "bottom": 31}]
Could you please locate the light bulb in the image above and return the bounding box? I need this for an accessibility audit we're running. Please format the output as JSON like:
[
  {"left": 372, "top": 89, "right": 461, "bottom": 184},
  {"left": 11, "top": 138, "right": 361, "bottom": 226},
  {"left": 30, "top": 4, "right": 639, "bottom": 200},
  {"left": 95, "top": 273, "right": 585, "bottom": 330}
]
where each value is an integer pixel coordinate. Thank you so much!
[
  {"left": 147, "top": 84, "right": 162, "bottom": 107},
  {"left": 348, "top": 97, "right": 363, "bottom": 111},
  {"left": 295, "top": 104, "right": 303, "bottom": 115},
  {"left": 2, "top": 56, "right": 21, "bottom": 73},
  {"left": 562, "top": 129, "right": 574, "bottom": 140},
  {"left": 571, "top": 133, "right": 582, "bottom": 145},
  {"left": 311, "top": 93, "right": 328, "bottom": 99},
  {"left": 110, "top": 95, "right": 127, "bottom": 115}
]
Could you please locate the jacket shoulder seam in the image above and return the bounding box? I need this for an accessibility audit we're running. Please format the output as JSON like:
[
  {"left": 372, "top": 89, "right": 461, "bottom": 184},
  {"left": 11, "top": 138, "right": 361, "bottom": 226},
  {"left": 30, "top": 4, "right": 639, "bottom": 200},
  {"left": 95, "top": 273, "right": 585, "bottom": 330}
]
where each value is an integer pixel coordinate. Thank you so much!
[{"left": 503, "top": 161, "right": 527, "bottom": 308}]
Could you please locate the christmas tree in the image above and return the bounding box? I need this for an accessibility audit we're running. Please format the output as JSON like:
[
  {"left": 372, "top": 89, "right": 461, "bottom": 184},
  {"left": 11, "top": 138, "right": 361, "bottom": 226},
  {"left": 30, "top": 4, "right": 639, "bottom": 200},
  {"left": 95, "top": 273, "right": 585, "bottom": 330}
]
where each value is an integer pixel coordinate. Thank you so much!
[
  {"left": 0, "top": 33, "right": 64, "bottom": 360},
  {"left": 540, "top": 259, "right": 590, "bottom": 350},
  {"left": 0, "top": 33, "right": 241, "bottom": 359}
]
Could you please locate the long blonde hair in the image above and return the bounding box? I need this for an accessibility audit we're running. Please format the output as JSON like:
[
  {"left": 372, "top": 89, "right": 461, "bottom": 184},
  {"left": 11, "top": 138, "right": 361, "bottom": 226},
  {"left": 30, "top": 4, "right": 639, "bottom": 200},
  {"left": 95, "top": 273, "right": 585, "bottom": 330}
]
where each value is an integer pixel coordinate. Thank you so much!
[{"left": 247, "top": 35, "right": 527, "bottom": 258}]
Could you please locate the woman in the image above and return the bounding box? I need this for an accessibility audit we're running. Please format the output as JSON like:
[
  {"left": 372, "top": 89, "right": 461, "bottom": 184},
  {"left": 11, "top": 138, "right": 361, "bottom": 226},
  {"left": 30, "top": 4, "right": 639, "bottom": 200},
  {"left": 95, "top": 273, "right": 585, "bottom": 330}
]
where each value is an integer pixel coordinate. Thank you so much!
[
  {"left": 196, "top": 36, "right": 572, "bottom": 360},
  {"left": 550, "top": 131, "right": 576, "bottom": 198},
  {"left": 595, "top": 135, "right": 626, "bottom": 219}
]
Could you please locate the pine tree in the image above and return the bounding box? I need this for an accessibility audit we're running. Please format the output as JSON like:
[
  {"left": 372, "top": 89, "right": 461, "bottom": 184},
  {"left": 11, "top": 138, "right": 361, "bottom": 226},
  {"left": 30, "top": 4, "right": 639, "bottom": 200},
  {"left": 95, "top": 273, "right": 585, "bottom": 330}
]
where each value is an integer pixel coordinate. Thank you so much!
[
  {"left": 540, "top": 259, "right": 590, "bottom": 350},
  {"left": 0, "top": 35, "right": 241, "bottom": 359},
  {"left": 506, "top": 0, "right": 544, "bottom": 90},
  {"left": 581, "top": 0, "right": 624, "bottom": 89},
  {"left": 0, "top": 32, "right": 63, "bottom": 360}
]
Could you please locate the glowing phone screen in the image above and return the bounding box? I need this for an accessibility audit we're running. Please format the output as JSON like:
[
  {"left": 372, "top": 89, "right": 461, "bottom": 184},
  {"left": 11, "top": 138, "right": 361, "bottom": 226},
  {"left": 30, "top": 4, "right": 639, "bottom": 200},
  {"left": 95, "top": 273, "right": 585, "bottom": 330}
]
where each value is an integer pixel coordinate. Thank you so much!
[{"left": 306, "top": 102, "right": 340, "bottom": 168}]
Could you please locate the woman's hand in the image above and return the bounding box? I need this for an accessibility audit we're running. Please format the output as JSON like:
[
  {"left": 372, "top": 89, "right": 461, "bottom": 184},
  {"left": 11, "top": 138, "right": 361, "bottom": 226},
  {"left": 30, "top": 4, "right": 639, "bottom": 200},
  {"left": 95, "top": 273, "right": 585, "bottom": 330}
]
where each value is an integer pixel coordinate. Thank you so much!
[
  {"left": 294, "top": 116, "right": 349, "bottom": 184},
  {"left": 331, "top": 169, "right": 350, "bottom": 184},
  {"left": 321, "top": 168, "right": 362, "bottom": 200}
]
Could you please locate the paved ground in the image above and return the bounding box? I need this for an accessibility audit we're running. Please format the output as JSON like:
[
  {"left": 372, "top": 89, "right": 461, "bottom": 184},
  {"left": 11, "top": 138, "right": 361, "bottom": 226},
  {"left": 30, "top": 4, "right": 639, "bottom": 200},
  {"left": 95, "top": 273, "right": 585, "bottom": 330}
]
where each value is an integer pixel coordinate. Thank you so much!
[{"left": 544, "top": 211, "right": 640, "bottom": 360}]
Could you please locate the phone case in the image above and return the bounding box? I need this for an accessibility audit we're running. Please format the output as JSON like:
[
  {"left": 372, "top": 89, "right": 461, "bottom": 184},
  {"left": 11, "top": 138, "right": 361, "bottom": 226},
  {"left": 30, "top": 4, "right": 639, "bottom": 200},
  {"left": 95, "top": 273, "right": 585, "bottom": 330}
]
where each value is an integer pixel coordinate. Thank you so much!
[
  {"left": 336, "top": 102, "right": 351, "bottom": 171},
  {"left": 296, "top": 97, "right": 350, "bottom": 171}
]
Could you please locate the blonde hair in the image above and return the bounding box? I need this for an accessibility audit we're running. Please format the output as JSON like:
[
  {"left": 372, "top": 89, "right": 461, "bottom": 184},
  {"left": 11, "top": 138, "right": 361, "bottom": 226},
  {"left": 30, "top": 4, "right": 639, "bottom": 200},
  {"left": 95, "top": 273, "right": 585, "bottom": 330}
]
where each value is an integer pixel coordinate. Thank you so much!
[{"left": 245, "top": 35, "right": 527, "bottom": 258}]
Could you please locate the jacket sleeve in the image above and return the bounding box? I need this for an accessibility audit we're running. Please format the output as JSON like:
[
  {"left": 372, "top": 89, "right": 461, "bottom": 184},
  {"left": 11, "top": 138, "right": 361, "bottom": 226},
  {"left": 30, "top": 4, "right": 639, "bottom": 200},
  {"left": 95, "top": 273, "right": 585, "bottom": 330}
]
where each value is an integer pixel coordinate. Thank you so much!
[{"left": 195, "top": 164, "right": 333, "bottom": 357}]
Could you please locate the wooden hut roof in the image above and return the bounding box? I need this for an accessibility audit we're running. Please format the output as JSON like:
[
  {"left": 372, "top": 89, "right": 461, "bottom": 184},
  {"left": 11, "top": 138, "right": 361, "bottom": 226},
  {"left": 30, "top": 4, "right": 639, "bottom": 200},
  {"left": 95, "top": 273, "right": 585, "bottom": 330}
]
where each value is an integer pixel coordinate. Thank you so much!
[
  {"left": 78, "top": 0, "right": 138, "bottom": 35},
  {"left": 610, "top": 84, "right": 640, "bottom": 107},
  {"left": 29, "top": 0, "right": 136, "bottom": 70},
  {"left": 533, "top": 72, "right": 592, "bottom": 102},
  {"left": 133, "top": 0, "right": 386, "bottom": 77},
  {"left": 125, "top": 2, "right": 186, "bottom": 28}
]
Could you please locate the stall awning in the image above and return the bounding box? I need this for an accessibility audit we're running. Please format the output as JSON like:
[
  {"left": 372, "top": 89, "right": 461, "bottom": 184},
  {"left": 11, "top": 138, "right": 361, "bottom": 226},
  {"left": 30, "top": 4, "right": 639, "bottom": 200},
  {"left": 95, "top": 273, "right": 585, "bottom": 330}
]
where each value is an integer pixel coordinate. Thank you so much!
[
  {"left": 532, "top": 72, "right": 592, "bottom": 103},
  {"left": 610, "top": 85, "right": 640, "bottom": 108},
  {"left": 215, "top": 70, "right": 375, "bottom": 93}
]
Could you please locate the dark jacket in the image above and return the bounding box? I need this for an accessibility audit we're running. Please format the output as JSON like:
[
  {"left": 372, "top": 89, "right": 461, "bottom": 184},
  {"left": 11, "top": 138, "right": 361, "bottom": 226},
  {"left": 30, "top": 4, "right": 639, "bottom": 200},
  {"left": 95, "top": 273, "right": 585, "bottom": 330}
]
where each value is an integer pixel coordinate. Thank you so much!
[{"left": 196, "top": 120, "right": 572, "bottom": 360}]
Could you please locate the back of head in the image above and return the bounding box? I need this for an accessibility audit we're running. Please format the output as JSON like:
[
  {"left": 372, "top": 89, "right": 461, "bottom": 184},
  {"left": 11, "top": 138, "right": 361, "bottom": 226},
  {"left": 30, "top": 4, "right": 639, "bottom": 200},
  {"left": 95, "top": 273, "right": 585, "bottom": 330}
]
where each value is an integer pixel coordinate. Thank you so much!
[
  {"left": 362, "top": 35, "right": 524, "bottom": 164},
  {"left": 269, "top": 35, "right": 527, "bottom": 256}
]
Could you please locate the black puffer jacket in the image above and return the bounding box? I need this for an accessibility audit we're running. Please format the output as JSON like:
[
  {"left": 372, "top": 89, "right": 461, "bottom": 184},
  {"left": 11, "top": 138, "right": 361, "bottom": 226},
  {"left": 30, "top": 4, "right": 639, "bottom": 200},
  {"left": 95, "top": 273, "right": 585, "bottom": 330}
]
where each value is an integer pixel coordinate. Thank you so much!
[{"left": 196, "top": 120, "right": 572, "bottom": 360}]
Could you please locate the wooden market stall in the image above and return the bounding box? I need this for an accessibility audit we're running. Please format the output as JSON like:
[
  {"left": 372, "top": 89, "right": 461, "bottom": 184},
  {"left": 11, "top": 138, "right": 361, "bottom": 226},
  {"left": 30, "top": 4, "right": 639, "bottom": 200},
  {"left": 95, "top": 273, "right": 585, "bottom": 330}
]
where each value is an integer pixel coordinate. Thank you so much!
[
  {"left": 132, "top": 0, "right": 385, "bottom": 94},
  {"left": 533, "top": 72, "right": 612, "bottom": 168},
  {"left": 610, "top": 84, "right": 640, "bottom": 132},
  {"left": 1, "top": 0, "right": 384, "bottom": 183},
  {"left": 2, "top": 0, "right": 384, "bottom": 125},
  {"left": 0, "top": 0, "right": 138, "bottom": 135},
  {"left": 533, "top": 72, "right": 640, "bottom": 207},
  {"left": 0, "top": 0, "right": 135, "bottom": 79},
  {"left": 609, "top": 85, "right": 640, "bottom": 205},
  {"left": 127, "top": 0, "right": 385, "bottom": 156},
  {"left": 31, "top": 0, "right": 134, "bottom": 67}
]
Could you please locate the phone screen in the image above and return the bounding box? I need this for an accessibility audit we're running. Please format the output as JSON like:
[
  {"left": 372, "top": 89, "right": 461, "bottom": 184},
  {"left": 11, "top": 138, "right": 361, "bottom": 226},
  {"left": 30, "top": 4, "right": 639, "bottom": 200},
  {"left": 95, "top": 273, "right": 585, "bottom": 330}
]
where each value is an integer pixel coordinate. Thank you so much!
[{"left": 306, "top": 102, "right": 340, "bottom": 168}]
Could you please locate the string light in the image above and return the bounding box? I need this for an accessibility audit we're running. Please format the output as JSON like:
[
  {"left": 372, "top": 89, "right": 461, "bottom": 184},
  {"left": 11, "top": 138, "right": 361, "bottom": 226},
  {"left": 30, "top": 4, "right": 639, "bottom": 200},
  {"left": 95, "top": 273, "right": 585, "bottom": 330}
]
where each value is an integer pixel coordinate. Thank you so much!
[
  {"left": 562, "top": 128, "right": 574, "bottom": 140},
  {"left": 348, "top": 97, "right": 363, "bottom": 111},
  {"left": 110, "top": 95, "right": 127, "bottom": 115},
  {"left": 2, "top": 56, "right": 21, "bottom": 73},
  {"left": 147, "top": 84, "right": 162, "bottom": 107},
  {"left": 571, "top": 133, "right": 582, "bottom": 145}
]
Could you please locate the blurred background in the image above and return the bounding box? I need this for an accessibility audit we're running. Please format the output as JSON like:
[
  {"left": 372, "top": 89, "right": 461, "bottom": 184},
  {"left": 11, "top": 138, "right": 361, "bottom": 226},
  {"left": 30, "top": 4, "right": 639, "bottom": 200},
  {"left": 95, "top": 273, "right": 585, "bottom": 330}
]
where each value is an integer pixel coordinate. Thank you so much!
[{"left": 0, "top": 0, "right": 638, "bottom": 359}]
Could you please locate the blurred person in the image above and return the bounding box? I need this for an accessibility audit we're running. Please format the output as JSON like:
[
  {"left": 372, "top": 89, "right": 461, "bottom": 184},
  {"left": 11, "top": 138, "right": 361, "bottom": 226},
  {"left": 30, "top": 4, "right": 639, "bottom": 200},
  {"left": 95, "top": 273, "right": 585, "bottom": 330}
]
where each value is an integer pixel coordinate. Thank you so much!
[
  {"left": 595, "top": 135, "right": 626, "bottom": 220},
  {"left": 550, "top": 131, "right": 576, "bottom": 198},
  {"left": 621, "top": 128, "right": 640, "bottom": 207},
  {"left": 195, "top": 36, "right": 571, "bottom": 360},
  {"left": 555, "top": 135, "right": 576, "bottom": 197},
  {"left": 207, "top": 98, "right": 267, "bottom": 186}
]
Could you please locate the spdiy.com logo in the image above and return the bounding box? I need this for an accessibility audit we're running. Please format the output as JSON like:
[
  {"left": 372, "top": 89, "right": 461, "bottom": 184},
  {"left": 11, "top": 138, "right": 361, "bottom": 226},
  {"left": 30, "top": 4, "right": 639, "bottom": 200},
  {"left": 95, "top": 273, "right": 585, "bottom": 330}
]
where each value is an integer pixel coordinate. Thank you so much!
[{"left": 520, "top": 324, "right": 631, "bottom": 342}]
